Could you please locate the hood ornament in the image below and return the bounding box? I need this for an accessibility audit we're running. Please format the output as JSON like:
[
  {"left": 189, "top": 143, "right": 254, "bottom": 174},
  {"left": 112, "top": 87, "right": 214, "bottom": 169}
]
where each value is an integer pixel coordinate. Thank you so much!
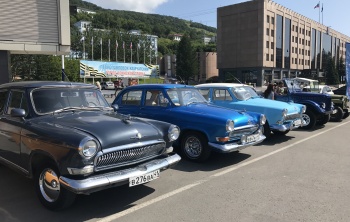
[{"left": 131, "top": 132, "right": 142, "bottom": 140}]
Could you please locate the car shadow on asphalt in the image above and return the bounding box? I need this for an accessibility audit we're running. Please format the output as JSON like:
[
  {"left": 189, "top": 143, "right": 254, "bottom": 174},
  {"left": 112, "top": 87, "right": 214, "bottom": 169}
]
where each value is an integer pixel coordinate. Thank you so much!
[
  {"left": 172, "top": 151, "right": 251, "bottom": 173},
  {"left": 0, "top": 165, "right": 157, "bottom": 221}
]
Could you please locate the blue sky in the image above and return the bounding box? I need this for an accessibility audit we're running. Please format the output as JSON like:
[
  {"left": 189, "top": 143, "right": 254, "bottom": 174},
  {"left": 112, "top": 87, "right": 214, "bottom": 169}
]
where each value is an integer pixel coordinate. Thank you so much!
[{"left": 84, "top": 0, "right": 350, "bottom": 37}]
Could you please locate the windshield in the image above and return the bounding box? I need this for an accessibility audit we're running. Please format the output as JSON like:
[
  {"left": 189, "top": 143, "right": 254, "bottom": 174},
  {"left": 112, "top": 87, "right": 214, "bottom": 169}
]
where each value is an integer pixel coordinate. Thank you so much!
[
  {"left": 31, "top": 88, "right": 110, "bottom": 114},
  {"left": 284, "top": 79, "right": 302, "bottom": 92},
  {"left": 230, "top": 86, "right": 258, "bottom": 100},
  {"left": 166, "top": 88, "right": 207, "bottom": 106}
]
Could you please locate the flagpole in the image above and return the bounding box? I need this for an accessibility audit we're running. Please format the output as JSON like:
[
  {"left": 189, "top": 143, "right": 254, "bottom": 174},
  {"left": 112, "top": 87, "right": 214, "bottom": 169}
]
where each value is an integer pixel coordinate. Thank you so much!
[
  {"left": 91, "top": 37, "right": 94, "bottom": 61},
  {"left": 144, "top": 44, "right": 146, "bottom": 63},
  {"left": 131, "top": 42, "right": 133, "bottom": 63},
  {"left": 108, "top": 39, "right": 110, "bottom": 61},
  {"left": 100, "top": 38, "right": 103, "bottom": 61},
  {"left": 322, "top": 3, "right": 323, "bottom": 25},
  {"left": 318, "top": 1, "right": 320, "bottom": 23},
  {"left": 116, "top": 40, "right": 118, "bottom": 62},
  {"left": 123, "top": 41, "right": 125, "bottom": 63},
  {"left": 83, "top": 37, "right": 85, "bottom": 60},
  {"left": 150, "top": 45, "right": 152, "bottom": 64},
  {"left": 137, "top": 43, "right": 139, "bottom": 63}
]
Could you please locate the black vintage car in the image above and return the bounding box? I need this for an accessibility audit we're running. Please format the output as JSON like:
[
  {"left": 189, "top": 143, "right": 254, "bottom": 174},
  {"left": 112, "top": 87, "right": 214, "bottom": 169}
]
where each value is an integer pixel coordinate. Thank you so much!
[{"left": 0, "top": 81, "right": 181, "bottom": 210}]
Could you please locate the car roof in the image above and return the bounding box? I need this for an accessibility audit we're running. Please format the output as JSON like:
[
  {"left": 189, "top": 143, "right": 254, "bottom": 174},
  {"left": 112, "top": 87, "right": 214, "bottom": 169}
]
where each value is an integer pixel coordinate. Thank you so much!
[
  {"left": 0, "top": 81, "right": 95, "bottom": 89},
  {"left": 196, "top": 83, "right": 248, "bottom": 88},
  {"left": 125, "top": 84, "right": 195, "bottom": 89}
]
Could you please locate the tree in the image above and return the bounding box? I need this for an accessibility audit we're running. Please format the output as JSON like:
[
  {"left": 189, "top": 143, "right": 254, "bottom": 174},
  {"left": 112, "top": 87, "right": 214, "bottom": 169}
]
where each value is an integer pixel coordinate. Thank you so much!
[
  {"left": 176, "top": 35, "right": 198, "bottom": 83},
  {"left": 325, "top": 57, "right": 339, "bottom": 85}
]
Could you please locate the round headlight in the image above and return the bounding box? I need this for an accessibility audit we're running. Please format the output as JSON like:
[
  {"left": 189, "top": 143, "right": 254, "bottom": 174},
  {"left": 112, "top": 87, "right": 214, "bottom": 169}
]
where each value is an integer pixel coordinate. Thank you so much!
[
  {"left": 260, "top": 114, "right": 266, "bottom": 125},
  {"left": 80, "top": 140, "right": 98, "bottom": 157},
  {"left": 226, "top": 120, "right": 235, "bottom": 132},
  {"left": 302, "top": 105, "right": 306, "bottom": 113},
  {"left": 282, "top": 109, "right": 288, "bottom": 118},
  {"left": 168, "top": 125, "right": 180, "bottom": 142}
]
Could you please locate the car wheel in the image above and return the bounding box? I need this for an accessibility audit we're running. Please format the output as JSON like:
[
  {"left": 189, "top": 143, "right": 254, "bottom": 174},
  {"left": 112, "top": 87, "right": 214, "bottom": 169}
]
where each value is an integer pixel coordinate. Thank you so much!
[
  {"left": 34, "top": 162, "right": 76, "bottom": 211},
  {"left": 317, "top": 114, "right": 330, "bottom": 125},
  {"left": 180, "top": 132, "right": 211, "bottom": 162},
  {"left": 262, "top": 121, "right": 271, "bottom": 138},
  {"left": 301, "top": 110, "right": 316, "bottom": 129},
  {"left": 331, "top": 107, "right": 344, "bottom": 122},
  {"left": 273, "top": 129, "right": 290, "bottom": 136},
  {"left": 343, "top": 110, "right": 349, "bottom": 119}
]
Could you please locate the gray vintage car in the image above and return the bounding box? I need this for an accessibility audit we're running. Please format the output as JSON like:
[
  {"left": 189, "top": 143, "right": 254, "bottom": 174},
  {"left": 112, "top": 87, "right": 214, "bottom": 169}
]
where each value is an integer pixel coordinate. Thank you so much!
[{"left": 0, "top": 81, "right": 181, "bottom": 210}]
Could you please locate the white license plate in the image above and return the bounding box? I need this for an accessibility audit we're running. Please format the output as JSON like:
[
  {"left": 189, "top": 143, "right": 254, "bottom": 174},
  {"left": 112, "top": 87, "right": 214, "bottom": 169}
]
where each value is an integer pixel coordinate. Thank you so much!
[
  {"left": 293, "top": 119, "right": 302, "bottom": 126},
  {"left": 129, "top": 170, "right": 160, "bottom": 187},
  {"left": 246, "top": 133, "right": 259, "bottom": 143}
]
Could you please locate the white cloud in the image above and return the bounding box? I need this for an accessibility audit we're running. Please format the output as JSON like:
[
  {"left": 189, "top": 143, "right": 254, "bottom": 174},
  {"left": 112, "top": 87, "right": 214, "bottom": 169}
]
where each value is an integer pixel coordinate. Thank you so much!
[{"left": 85, "top": 0, "right": 168, "bottom": 13}]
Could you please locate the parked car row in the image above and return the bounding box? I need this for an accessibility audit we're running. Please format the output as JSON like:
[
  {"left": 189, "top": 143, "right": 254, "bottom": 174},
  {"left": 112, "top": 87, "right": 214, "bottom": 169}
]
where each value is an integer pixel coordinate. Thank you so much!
[{"left": 0, "top": 80, "right": 346, "bottom": 211}]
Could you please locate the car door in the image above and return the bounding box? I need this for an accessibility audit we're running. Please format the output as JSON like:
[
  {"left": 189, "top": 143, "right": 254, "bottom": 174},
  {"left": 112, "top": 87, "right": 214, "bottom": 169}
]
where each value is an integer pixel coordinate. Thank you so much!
[
  {"left": 117, "top": 89, "right": 143, "bottom": 115},
  {"left": 139, "top": 90, "right": 169, "bottom": 121},
  {"left": 0, "top": 89, "right": 29, "bottom": 169}
]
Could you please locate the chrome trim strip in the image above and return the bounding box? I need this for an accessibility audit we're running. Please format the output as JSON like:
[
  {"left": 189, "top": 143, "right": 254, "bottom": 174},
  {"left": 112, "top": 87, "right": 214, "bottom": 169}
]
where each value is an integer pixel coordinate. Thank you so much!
[
  {"left": 0, "top": 156, "right": 29, "bottom": 175},
  {"left": 59, "top": 153, "right": 181, "bottom": 194}
]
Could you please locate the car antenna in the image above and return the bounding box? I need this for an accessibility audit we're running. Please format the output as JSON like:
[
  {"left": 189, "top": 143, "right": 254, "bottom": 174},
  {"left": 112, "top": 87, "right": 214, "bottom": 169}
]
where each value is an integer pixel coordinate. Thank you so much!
[{"left": 233, "top": 76, "right": 243, "bottom": 85}]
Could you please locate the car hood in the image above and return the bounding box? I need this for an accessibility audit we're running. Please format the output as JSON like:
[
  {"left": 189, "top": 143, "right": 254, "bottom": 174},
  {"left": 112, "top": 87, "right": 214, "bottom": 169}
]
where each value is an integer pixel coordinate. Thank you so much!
[
  {"left": 35, "top": 111, "right": 162, "bottom": 149},
  {"left": 227, "top": 98, "right": 302, "bottom": 114},
  {"left": 173, "top": 103, "right": 258, "bottom": 127}
]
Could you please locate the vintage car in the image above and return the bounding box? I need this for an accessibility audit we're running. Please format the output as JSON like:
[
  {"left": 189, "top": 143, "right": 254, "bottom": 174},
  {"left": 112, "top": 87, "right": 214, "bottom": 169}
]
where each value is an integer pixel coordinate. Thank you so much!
[
  {"left": 100, "top": 81, "right": 115, "bottom": 90},
  {"left": 292, "top": 77, "right": 349, "bottom": 122},
  {"left": 0, "top": 81, "right": 181, "bottom": 210},
  {"left": 273, "top": 79, "right": 334, "bottom": 129},
  {"left": 195, "top": 83, "right": 306, "bottom": 138},
  {"left": 112, "top": 84, "right": 266, "bottom": 162}
]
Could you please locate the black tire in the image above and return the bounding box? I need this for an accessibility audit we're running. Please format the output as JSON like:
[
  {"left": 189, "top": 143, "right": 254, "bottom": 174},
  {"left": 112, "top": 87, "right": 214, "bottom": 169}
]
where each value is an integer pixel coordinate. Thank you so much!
[
  {"left": 342, "top": 110, "right": 349, "bottom": 119},
  {"left": 331, "top": 107, "right": 344, "bottom": 122},
  {"left": 273, "top": 129, "right": 290, "bottom": 136},
  {"left": 34, "top": 162, "right": 76, "bottom": 211},
  {"left": 317, "top": 114, "right": 330, "bottom": 125},
  {"left": 262, "top": 121, "right": 271, "bottom": 139},
  {"left": 301, "top": 110, "right": 317, "bottom": 129},
  {"left": 180, "top": 132, "right": 211, "bottom": 162}
]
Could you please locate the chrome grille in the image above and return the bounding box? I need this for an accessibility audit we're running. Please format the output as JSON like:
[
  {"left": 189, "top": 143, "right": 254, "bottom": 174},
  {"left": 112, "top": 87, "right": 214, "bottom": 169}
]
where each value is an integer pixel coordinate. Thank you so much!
[
  {"left": 95, "top": 142, "right": 166, "bottom": 171},
  {"left": 285, "top": 113, "right": 301, "bottom": 120},
  {"left": 229, "top": 124, "right": 259, "bottom": 138}
]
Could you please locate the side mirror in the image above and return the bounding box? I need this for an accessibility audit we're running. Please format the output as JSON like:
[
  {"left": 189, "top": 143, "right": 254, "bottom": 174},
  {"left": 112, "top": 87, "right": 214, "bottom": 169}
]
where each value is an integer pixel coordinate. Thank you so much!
[
  {"left": 111, "top": 104, "right": 119, "bottom": 112},
  {"left": 11, "top": 108, "right": 26, "bottom": 118}
]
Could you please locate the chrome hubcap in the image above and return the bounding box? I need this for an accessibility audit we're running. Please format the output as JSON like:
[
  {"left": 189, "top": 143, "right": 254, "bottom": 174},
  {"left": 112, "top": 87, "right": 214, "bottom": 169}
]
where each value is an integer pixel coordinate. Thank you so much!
[
  {"left": 302, "top": 113, "right": 310, "bottom": 126},
  {"left": 39, "top": 168, "right": 60, "bottom": 202},
  {"left": 184, "top": 136, "right": 202, "bottom": 158}
]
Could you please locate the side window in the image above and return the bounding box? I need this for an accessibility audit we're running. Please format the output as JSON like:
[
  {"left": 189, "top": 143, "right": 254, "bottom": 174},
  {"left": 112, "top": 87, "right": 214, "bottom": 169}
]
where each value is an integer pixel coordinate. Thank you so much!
[
  {"left": 121, "top": 90, "right": 142, "bottom": 106},
  {"left": 7, "top": 91, "right": 28, "bottom": 116},
  {"left": 145, "top": 90, "right": 167, "bottom": 107},
  {"left": 0, "top": 90, "right": 9, "bottom": 114},
  {"left": 198, "top": 89, "right": 210, "bottom": 100},
  {"left": 213, "top": 89, "right": 232, "bottom": 101}
]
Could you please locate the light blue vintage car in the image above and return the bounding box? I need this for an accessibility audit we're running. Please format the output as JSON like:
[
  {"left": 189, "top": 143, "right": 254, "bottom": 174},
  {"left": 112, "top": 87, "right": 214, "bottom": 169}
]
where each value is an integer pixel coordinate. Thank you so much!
[
  {"left": 112, "top": 84, "right": 266, "bottom": 162},
  {"left": 195, "top": 83, "right": 306, "bottom": 138}
]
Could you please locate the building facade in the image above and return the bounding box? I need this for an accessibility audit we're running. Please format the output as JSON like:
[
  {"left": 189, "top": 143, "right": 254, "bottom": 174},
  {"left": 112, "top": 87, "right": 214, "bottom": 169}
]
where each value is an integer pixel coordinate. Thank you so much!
[
  {"left": 217, "top": 0, "right": 350, "bottom": 86},
  {"left": 195, "top": 52, "right": 218, "bottom": 83}
]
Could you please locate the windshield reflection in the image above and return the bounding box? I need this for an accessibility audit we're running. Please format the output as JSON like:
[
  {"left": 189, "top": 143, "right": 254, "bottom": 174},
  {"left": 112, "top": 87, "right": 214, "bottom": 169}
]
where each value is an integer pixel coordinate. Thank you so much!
[
  {"left": 31, "top": 88, "right": 110, "bottom": 114},
  {"left": 230, "top": 86, "right": 258, "bottom": 100},
  {"left": 166, "top": 88, "right": 207, "bottom": 106}
]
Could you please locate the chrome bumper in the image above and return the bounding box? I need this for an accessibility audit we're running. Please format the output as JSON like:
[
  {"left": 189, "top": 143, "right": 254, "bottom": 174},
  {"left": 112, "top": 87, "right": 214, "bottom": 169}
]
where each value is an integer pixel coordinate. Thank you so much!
[
  {"left": 208, "top": 134, "right": 266, "bottom": 153},
  {"left": 59, "top": 153, "right": 181, "bottom": 194},
  {"left": 270, "top": 119, "right": 302, "bottom": 132}
]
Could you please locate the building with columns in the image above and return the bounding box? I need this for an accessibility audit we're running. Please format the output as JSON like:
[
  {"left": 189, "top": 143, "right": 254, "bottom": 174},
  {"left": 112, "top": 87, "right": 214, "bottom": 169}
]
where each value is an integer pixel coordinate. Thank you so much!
[{"left": 217, "top": 0, "right": 350, "bottom": 86}]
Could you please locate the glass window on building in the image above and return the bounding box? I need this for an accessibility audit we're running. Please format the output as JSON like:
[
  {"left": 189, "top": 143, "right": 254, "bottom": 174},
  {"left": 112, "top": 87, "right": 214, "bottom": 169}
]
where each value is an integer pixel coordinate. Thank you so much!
[
  {"left": 267, "top": 15, "right": 270, "bottom": 23},
  {"left": 271, "top": 17, "right": 275, "bottom": 25},
  {"left": 266, "top": 41, "right": 269, "bottom": 48},
  {"left": 271, "top": 42, "right": 274, "bottom": 49},
  {"left": 271, "top": 54, "right": 274, "bottom": 61},
  {"left": 266, "top": 54, "right": 269, "bottom": 61},
  {"left": 266, "top": 28, "right": 269, "bottom": 36},
  {"left": 271, "top": 29, "right": 274, "bottom": 37}
]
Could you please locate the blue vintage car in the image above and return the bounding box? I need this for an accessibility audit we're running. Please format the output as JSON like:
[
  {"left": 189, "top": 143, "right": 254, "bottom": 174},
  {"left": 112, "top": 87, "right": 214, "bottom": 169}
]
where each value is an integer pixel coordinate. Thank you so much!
[
  {"left": 112, "top": 84, "right": 266, "bottom": 162},
  {"left": 195, "top": 83, "right": 306, "bottom": 138}
]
